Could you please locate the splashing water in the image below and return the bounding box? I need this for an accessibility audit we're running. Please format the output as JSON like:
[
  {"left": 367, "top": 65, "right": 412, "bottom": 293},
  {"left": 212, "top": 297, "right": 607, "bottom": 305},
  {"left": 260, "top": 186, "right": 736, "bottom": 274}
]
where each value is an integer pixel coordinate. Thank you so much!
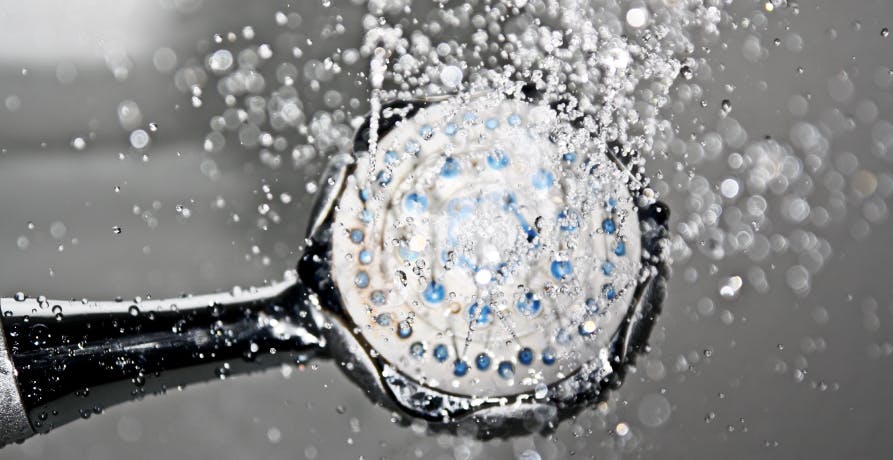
[
  {"left": 342, "top": 0, "right": 716, "bottom": 395},
  {"left": 176, "top": 0, "right": 716, "bottom": 410},
  {"left": 169, "top": 0, "right": 893, "bottom": 451}
]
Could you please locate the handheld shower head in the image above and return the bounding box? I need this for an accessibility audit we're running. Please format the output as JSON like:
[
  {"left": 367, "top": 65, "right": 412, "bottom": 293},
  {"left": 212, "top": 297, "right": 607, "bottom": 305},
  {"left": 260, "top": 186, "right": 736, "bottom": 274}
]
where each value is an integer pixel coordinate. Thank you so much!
[
  {"left": 0, "top": 89, "right": 668, "bottom": 445},
  {"left": 301, "top": 90, "right": 669, "bottom": 435}
]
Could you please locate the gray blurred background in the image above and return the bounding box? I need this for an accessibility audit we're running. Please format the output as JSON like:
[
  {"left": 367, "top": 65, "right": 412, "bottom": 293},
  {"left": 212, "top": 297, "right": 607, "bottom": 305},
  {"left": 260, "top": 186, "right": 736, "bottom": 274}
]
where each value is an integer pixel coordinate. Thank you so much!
[{"left": 1, "top": 0, "right": 892, "bottom": 459}]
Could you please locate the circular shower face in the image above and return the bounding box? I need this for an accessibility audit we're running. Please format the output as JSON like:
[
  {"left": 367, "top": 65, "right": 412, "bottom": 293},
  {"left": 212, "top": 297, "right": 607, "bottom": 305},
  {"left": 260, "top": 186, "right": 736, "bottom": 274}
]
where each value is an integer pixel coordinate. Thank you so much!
[{"left": 332, "top": 96, "right": 643, "bottom": 399}]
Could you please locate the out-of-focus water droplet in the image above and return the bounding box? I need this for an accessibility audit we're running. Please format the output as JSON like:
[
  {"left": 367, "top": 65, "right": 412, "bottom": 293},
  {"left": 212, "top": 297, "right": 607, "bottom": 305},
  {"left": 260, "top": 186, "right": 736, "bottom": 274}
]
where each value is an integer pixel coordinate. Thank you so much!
[
  {"left": 786, "top": 265, "right": 811, "bottom": 296},
  {"left": 71, "top": 137, "right": 86, "bottom": 150},
  {"left": 440, "top": 65, "right": 463, "bottom": 88},
  {"left": 50, "top": 221, "right": 66, "bottom": 239},
  {"left": 720, "top": 178, "right": 740, "bottom": 199},
  {"left": 638, "top": 393, "right": 672, "bottom": 427},
  {"left": 5, "top": 95, "right": 21, "bottom": 112},
  {"left": 117, "top": 100, "right": 142, "bottom": 130},
  {"left": 615, "top": 422, "right": 630, "bottom": 436},
  {"left": 626, "top": 7, "right": 649, "bottom": 28},
  {"left": 208, "top": 49, "right": 234, "bottom": 73},
  {"left": 215, "top": 363, "right": 231, "bottom": 379},
  {"left": 534, "top": 383, "right": 547, "bottom": 399},
  {"left": 267, "top": 427, "right": 282, "bottom": 443},
  {"left": 719, "top": 275, "right": 743, "bottom": 299},
  {"left": 518, "top": 450, "right": 542, "bottom": 460},
  {"left": 828, "top": 71, "right": 855, "bottom": 103},
  {"left": 130, "top": 129, "right": 150, "bottom": 149},
  {"left": 153, "top": 47, "right": 177, "bottom": 73}
]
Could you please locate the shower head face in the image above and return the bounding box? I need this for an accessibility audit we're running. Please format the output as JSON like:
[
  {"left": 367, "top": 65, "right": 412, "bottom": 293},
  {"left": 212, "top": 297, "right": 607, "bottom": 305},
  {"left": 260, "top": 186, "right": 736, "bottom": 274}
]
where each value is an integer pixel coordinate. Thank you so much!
[{"left": 330, "top": 95, "right": 643, "bottom": 400}]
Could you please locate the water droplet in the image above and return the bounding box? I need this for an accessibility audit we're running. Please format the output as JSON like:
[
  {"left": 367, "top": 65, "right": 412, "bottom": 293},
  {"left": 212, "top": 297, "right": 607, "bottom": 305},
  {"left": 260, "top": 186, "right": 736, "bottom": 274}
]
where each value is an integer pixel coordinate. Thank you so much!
[
  {"left": 719, "top": 276, "right": 743, "bottom": 299},
  {"left": 208, "top": 49, "right": 234, "bottom": 73},
  {"left": 534, "top": 383, "right": 548, "bottom": 399},
  {"left": 129, "top": 129, "right": 150, "bottom": 149},
  {"left": 439, "top": 65, "right": 463, "bottom": 88},
  {"left": 626, "top": 7, "right": 649, "bottom": 28},
  {"left": 615, "top": 422, "right": 630, "bottom": 436}
]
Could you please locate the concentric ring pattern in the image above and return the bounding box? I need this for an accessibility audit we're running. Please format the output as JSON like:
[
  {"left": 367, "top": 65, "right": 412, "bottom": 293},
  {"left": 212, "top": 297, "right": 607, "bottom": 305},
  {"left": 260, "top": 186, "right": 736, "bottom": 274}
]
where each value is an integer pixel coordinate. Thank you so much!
[{"left": 332, "top": 95, "right": 642, "bottom": 398}]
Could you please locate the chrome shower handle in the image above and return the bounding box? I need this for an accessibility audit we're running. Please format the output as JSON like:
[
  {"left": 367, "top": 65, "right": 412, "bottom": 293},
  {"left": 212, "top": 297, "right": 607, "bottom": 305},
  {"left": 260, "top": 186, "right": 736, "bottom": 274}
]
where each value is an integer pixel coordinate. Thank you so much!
[
  {"left": 0, "top": 327, "right": 31, "bottom": 446},
  {"left": 0, "top": 279, "right": 324, "bottom": 446}
]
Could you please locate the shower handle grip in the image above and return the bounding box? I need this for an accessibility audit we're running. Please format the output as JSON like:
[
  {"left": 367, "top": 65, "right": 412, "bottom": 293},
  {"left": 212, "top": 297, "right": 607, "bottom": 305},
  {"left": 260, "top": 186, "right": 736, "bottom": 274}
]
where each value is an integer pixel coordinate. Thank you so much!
[{"left": 0, "top": 279, "right": 323, "bottom": 446}]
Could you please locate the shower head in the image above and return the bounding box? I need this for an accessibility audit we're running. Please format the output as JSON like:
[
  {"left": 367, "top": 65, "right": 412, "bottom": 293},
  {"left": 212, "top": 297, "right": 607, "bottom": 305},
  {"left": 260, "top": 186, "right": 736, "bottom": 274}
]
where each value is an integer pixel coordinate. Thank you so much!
[
  {"left": 299, "top": 90, "right": 669, "bottom": 434},
  {"left": 0, "top": 89, "right": 668, "bottom": 445}
]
